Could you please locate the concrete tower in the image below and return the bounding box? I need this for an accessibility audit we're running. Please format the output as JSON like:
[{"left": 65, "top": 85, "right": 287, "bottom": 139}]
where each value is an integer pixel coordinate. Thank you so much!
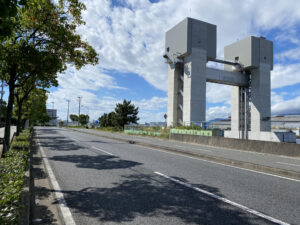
[
  {"left": 165, "top": 18, "right": 216, "bottom": 126},
  {"left": 165, "top": 18, "right": 295, "bottom": 142}
]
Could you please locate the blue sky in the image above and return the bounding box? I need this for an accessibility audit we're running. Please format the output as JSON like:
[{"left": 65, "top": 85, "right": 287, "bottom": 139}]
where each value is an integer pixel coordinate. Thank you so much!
[{"left": 43, "top": 0, "right": 300, "bottom": 123}]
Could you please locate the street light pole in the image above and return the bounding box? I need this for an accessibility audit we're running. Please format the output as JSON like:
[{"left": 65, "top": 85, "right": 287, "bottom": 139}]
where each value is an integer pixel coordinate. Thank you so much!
[
  {"left": 51, "top": 101, "right": 54, "bottom": 125},
  {"left": 77, "top": 96, "right": 82, "bottom": 126},
  {"left": 66, "top": 100, "right": 70, "bottom": 127}
]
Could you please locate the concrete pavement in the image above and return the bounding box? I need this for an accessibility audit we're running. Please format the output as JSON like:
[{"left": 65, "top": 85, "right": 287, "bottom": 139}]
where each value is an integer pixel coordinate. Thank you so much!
[{"left": 36, "top": 127, "right": 300, "bottom": 225}]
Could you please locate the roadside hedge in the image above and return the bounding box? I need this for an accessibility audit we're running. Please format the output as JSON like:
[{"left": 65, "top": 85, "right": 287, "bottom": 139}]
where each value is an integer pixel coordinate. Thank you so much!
[{"left": 0, "top": 129, "right": 31, "bottom": 225}]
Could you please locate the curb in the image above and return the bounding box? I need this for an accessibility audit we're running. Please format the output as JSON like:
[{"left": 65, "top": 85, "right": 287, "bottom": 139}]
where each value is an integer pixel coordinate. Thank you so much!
[
  {"left": 19, "top": 130, "right": 34, "bottom": 225},
  {"left": 69, "top": 128, "right": 300, "bottom": 181}
]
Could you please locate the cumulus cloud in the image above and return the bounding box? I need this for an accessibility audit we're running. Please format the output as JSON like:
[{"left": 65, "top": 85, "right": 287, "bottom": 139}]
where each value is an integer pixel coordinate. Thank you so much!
[
  {"left": 272, "top": 93, "right": 300, "bottom": 115},
  {"left": 48, "top": 0, "right": 300, "bottom": 122},
  {"left": 271, "top": 63, "right": 300, "bottom": 89},
  {"left": 275, "top": 47, "right": 300, "bottom": 61},
  {"left": 206, "top": 106, "right": 231, "bottom": 121}
]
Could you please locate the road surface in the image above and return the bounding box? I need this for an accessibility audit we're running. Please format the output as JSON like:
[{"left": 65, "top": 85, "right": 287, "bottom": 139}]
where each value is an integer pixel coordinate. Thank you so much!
[{"left": 36, "top": 127, "right": 300, "bottom": 225}]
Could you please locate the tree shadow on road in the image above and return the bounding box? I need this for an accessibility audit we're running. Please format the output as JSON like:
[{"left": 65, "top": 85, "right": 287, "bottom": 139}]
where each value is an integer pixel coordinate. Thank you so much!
[
  {"left": 50, "top": 154, "right": 142, "bottom": 170},
  {"left": 53, "top": 173, "right": 273, "bottom": 225},
  {"left": 37, "top": 136, "right": 82, "bottom": 151}
]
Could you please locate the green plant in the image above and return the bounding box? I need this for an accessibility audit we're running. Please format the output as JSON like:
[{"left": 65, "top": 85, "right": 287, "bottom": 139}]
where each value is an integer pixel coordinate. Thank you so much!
[
  {"left": 176, "top": 125, "right": 204, "bottom": 130},
  {"left": 0, "top": 129, "right": 31, "bottom": 224}
]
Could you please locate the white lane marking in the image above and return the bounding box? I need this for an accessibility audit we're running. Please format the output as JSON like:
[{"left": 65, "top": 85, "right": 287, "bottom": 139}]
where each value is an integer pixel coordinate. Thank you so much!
[
  {"left": 277, "top": 162, "right": 300, "bottom": 167},
  {"left": 137, "top": 145, "right": 300, "bottom": 183},
  {"left": 92, "top": 146, "right": 114, "bottom": 156},
  {"left": 155, "top": 171, "right": 290, "bottom": 225},
  {"left": 37, "top": 134, "right": 76, "bottom": 225},
  {"left": 70, "top": 137, "right": 79, "bottom": 142}
]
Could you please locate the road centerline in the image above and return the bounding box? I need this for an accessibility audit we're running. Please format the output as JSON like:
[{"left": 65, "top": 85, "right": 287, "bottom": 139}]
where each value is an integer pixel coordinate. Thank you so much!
[
  {"left": 154, "top": 171, "right": 290, "bottom": 225},
  {"left": 92, "top": 146, "right": 114, "bottom": 156}
]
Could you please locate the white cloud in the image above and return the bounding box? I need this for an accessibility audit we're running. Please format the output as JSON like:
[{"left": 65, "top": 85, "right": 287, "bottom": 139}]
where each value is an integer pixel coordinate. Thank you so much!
[
  {"left": 271, "top": 63, "right": 300, "bottom": 89},
  {"left": 133, "top": 96, "right": 167, "bottom": 111},
  {"left": 206, "top": 106, "right": 231, "bottom": 121},
  {"left": 272, "top": 93, "right": 300, "bottom": 115},
  {"left": 206, "top": 83, "right": 231, "bottom": 104},
  {"left": 48, "top": 0, "right": 300, "bottom": 122},
  {"left": 275, "top": 47, "right": 300, "bottom": 61}
]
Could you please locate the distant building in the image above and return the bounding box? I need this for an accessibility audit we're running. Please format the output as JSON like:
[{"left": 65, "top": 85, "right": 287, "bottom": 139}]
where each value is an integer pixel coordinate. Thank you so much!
[
  {"left": 209, "top": 115, "right": 300, "bottom": 133},
  {"left": 46, "top": 109, "right": 57, "bottom": 126}
]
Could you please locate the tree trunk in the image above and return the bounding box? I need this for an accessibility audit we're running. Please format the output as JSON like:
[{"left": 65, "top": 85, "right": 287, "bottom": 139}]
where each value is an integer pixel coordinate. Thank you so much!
[
  {"left": 3, "top": 66, "right": 17, "bottom": 154},
  {"left": 16, "top": 101, "right": 23, "bottom": 136}
]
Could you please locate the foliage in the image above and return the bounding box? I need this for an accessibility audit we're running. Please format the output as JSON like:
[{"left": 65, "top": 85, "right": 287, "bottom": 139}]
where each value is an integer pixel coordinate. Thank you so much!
[
  {"left": 70, "top": 114, "right": 78, "bottom": 122},
  {"left": 114, "top": 100, "right": 139, "bottom": 128},
  {"left": 0, "top": 0, "right": 26, "bottom": 39},
  {"left": 98, "top": 100, "right": 139, "bottom": 129},
  {"left": 176, "top": 125, "right": 204, "bottom": 130},
  {"left": 0, "top": 129, "right": 30, "bottom": 225},
  {"left": 96, "top": 126, "right": 123, "bottom": 132},
  {"left": 0, "top": 0, "right": 98, "bottom": 152},
  {"left": 78, "top": 114, "right": 89, "bottom": 126},
  {"left": 17, "top": 88, "right": 50, "bottom": 127},
  {"left": 59, "top": 121, "right": 64, "bottom": 127},
  {"left": 98, "top": 112, "right": 117, "bottom": 127}
]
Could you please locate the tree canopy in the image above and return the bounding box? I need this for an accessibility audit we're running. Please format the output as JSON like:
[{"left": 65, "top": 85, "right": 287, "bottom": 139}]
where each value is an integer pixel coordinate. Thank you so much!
[
  {"left": 78, "top": 114, "right": 89, "bottom": 126},
  {"left": 70, "top": 114, "right": 78, "bottom": 122},
  {"left": 0, "top": 0, "right": 99, "bottom": 152},
  {"left": 98, "top": 100, "right": 139, "bottom": 128}
]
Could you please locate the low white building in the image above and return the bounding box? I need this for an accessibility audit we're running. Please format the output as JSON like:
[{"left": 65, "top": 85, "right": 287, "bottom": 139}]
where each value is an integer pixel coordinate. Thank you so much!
[{"left": 46, "top": 109, "right": 57, "bottom": 126}]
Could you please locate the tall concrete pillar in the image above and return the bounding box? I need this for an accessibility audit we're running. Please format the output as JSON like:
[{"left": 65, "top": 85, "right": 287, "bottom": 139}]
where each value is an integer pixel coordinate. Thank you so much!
[
  {"left": 183, "top": 48, "right": 207, "bottom": 125},
  {"left": 230, "top": 86, "right": 241, "bottom": 137},
  {"left": 167, "top": 64, "right": 179, "bottom": 126},
  {"left": 250, "top": 63, "right": 271, "bottom": 132}
]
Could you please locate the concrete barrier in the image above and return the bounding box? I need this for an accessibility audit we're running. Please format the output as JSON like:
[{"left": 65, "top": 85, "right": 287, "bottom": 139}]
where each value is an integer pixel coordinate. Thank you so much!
[{"left": 170, "top": 133, "right": 300, "bottom": 157}]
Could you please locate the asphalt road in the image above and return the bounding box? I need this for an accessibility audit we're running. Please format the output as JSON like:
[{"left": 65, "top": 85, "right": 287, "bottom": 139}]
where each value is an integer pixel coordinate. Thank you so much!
[
  {"left": 71, "top": 128, "right": 300, "bottom": 173},
  {"left": 36, "top": 127, "right": 300, "bottom": 225}
]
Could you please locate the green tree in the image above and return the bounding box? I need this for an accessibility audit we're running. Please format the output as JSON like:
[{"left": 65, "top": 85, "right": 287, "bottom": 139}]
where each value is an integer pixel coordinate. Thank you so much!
[
  {"left": 14, "top": 68, "right": 58, "bottom": 135},
  {"left": 69, "top": 114, "right": 78, "bottom": 123},
  {"left": 78, "top": 114, "right": 89, "bottom": 126},
  {"left": 98, "top": 111, "right": 117, "bottom": 127},
  {"left": 0, "top": 0, "right": 26, "bottom": 39},
  {"left": 98, "top": 113, "right": 107, "bottom": 127},
  {"left": 0, "top": 0, "right": 98, "bottom": 152},
  {"left": 114, "top": 100, "right": 139, "bottom": 128},
  {"left": 19, "top": 88, "right": 50, "bottom": 126}
]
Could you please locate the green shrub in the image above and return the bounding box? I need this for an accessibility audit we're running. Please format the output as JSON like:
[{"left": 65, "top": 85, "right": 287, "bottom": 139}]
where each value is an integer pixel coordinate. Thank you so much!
[
  {"left": 176, "top": 125, "right": 204, "bottom": 130},
  {"left": 96, "top": 126, "right": 123, "bottom": 132},
  {"left": 0, "top": 129, "right": 31, "bottom": 225}
]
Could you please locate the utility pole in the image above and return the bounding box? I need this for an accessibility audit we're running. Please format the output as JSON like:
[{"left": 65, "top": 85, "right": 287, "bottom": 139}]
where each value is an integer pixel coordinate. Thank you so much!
[
  {"left": 51, "top": 101, "right": 54, "bottom": 125},
  {"left": 66, "top": 100, "right": 70, "bottom": 127},
  {"left": 77, "top": 96, "right": 82, "bottom": 126}
]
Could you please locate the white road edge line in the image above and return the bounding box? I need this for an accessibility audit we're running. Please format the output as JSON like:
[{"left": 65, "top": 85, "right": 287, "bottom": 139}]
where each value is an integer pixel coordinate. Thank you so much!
[
  {"left": 92, "top": 146, "right": 114, "bottom": 156},
  {"left": 37, "top": 134, "right": 76, "bottom": 225},
  {"left": 276, "top": 162, "right": 300, "bottom": 167},
  {"left": 154, "top": 171, "right": 290, "bottom": 225},
  {"left": 138, "top": 145, "right": 300, "bottom": 183}
]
